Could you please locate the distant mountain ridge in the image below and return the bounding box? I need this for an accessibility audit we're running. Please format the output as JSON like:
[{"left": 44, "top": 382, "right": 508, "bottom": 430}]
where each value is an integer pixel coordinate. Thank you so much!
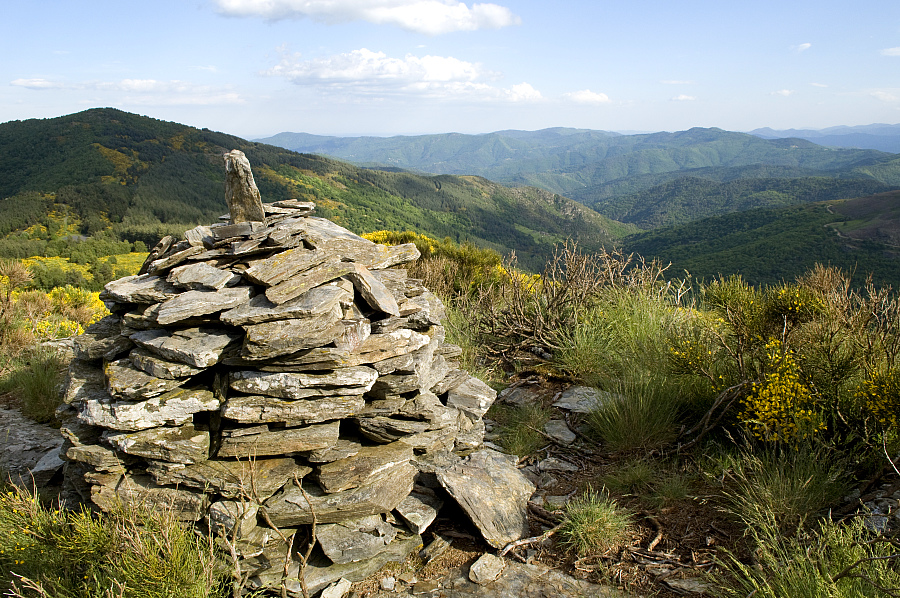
[
  {"left": 749, "top": 124, "right": 900, "bottom": 153},
  {"left": 258, "top": 126, "right": 900, "bottom": 229}
]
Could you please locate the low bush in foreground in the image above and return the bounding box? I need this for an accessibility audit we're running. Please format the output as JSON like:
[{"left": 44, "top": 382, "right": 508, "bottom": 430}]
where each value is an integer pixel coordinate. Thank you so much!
[
  {"left": 715, "top": 516, "right": 900, "bottom": 598},
  {"left": 0, "top": 486, "right": 225, "bottom": 598}
]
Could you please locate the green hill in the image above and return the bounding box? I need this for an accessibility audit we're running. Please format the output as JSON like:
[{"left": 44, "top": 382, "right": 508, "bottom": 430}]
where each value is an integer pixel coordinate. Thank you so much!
[
  {"left": 0, "top": 108, "right": 632, "bottom": 273},
  {"left": 259, "top": 127, "right": 900, "bottom": 231},
  {"left": 622, "top": 191, "right": 900, "bottom": 288}
]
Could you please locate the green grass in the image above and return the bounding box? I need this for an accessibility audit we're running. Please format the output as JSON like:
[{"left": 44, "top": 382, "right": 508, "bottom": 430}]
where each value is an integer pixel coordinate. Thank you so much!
[
  {"left": 0, "top": 485, "right": 226, "bottom": 598},
  {"left": 557, "top": 487, "right": 632, "bottom": 557},
  {"left": 0, "top": 347, "right": 66, "bottom": 424},
  {"left": 714, "top": 516, "right": 900, "bottom": 598},
  {"left": 722, "top": 444, "right": 851, "bottom": 533},
  {"left": 488, "top": 402, "right": 553, "bottom": 457},
  {"left": 585, "top": 376, "right": 680, "bottom": 453}
]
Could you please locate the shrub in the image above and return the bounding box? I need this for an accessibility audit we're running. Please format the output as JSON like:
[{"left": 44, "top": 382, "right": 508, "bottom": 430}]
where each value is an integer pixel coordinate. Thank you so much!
[
  {"left": 739, "top": 339, "right": 825, "bottom": 444},
  {"left": 0, "top": 347, "right": 66, "bottom": 424},
  {"left": 0, "top": 485, "right": 225, "bottom": 598},
  {"left": 585, "top": 375, "right": 680, "bottom": 453},
  {"left": 557, "top": 487, "right": 632, "bottom": 557},
  {"left": 715, "top": 516, "right": 900, "bottom": 598},
  {"left": 722, "top": 444, "right": 850, "bottom": 534}
]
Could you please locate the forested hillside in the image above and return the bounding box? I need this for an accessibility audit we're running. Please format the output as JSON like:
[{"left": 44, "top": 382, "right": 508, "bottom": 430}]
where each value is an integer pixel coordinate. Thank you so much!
[
  {"left": 259, "top": 126, "right": 900, "bottom": 221},
  {"left": 0, "top": 109, "right": 631, "bottom": 275},
  {"left": 623, "top": 191, "right": 900, "bottom": 288}
]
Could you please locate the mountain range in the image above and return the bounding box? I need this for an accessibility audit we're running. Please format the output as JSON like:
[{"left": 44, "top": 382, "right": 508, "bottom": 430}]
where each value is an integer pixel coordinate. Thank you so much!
[
  {"left": 0, "top": 108, "right": 897, "bottom": 288},
  {"left": 749, "top": 123, "right": 900, "bottom": 153}
]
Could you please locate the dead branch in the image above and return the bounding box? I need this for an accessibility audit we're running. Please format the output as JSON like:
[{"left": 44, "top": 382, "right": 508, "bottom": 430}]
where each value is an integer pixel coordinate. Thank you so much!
[{"left": 499, "top": 523, "right": 562, "bottom": 556}]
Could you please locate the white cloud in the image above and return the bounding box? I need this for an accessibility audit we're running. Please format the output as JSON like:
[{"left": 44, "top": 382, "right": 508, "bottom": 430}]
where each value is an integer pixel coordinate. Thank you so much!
[
  {"left": 810, "top": 82, "right": 828, "bottom": 87},
  {"left": 213, "top": 0, "right": 520, "bottom": 34},
  {"left": 506, "top": 83, "right": 542, "bottom": 102},
  {"left": 771, "top": 89, "right": 795, "bottom": 96},
  {"left": 670, "top": 94, "right": 695, "bottom": 101},
  {"left": 881, "top": 47, "right": 900, "bottom": 56},
  {"left": 10, "top": 77, "right": 243, "bottom": 105},
  {"left": 661, "top": 79, "right": 693, "bottom": 85},
  {"left": 265, "top": 48, "right": 540, "bottom": 101},
  {"left": 872, "top": 90, "right": 899, "bottom": 103},
  {"left": 11, "top": 78, "right": 64, "bottom": 89},
  {"left": 792, "top": 42, "right": 812, "bottom": 52},
  {"left": 563, "top": 89, "right": 610, "bottom": 104}
]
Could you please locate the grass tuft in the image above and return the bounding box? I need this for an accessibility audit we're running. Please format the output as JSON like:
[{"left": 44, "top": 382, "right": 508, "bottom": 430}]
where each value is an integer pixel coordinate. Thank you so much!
[{"left": 557, "top": 486, "right": 632, "bottom": 557}]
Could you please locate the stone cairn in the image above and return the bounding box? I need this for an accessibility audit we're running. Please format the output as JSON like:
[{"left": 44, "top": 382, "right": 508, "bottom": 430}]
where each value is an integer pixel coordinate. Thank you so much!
[{"left": 59, "top": 150, "right": 534, "bottom": 596}]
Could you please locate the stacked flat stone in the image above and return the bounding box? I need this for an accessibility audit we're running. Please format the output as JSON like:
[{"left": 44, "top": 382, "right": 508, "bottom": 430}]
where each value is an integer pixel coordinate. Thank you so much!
[{"left": 58, "top": 199, "right": 503, "bottom": 595}]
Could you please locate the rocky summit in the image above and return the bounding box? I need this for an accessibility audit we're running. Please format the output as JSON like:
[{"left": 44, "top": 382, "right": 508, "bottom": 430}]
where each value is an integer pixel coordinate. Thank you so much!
[{"left": 58, "top": 150, "right": 533, "bottom": 596}]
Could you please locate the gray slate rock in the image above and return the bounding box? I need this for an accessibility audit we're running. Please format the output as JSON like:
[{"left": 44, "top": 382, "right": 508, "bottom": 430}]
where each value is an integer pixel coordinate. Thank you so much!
[
  {"left": 437, "top": 449, "right": 535, "bottom": 549},
  {"left": 105, "top": 423, "right": 210, "bottom": 464},
  {"left": 316, "top": 515, "right": 398, "bottom": 564},
  {"left": 91, "top": 473, "right": 207, "bottom": 521},
  {"left": 544, "top": 419, "right": 577, "bottom": 445},
  {"left": 552, "top": 386, "right": 608, "bottom": 413},
  {"left": 63, "top": 358, "right": 110, "bottom": 405},
  {"left": 129, "top": 348, "right": 205, "bottom": 379},
  {"left": 229, "top": 367, "right": 378, "bottom": 399},
  {"left": 155, "top": 286, "right": 253, "bottom": 326},
  {"left": 317, "top": 441, "right": 413, "bottom": 494},
  {"left": 346, "top": 263, "right": 400, "bottom": 316},
  {"left": 220, "top": 284, "right": 350, "bottom": 325},
  {"left": 104, "top": 359, "right": 185, "bottom": 401},
  {"left": 217, "top": 421, "right": 340, "bottom": 458},
  {"left": 167, "top": 262, "right": 240, "bottom": 290},
  {"left": 265, "top": 261, "right": 355, "bottom": 305},
  {"left": 79, "top": 387, "right": 219, "bottom": 431},
  {"left": 221, "top": 394, "right": 366, "bottom": 426},
  {"left": 130, "top": 327, "right": 242, "bottom": 368},
  {"left": 262, "top": 462, "right": 416, "bottom": 526},
  {"left": 240, "top": 307, "right": 344, "bottom": 360},
  {"left": 73, "top": 316, "right": 132, "bottom": 361},
  {"left": 103, "top": 274, "right": 182, "bottom": 304},
  {"left": 242, "top": 247, "right": 328, "bottom": 287},
  {"left": 394, "top": 489, "right": 443, "bottom": 534},
  {"left": 248, "top": 533, "right": 423, "bottom": 598},
  {"left": 469, "top": 553, "right": 506, "bottom": 584},
  {"left": 446, "top": 376, "right": 497, "bottom": 418},
  {"left": 147, "top": 457, "right": 310, "bottom": 500},
  {"left": 224, "top": 149, "right": 266, "bottom": 223}
]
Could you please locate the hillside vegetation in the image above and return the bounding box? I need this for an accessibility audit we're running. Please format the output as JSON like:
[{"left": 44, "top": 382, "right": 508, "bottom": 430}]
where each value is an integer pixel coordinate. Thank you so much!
[
  {"left": 258, "top": 126, "right": 900, "bottom": 217},
  {"left": 0, "top": 109, "right": 631, "bottom": 273}
]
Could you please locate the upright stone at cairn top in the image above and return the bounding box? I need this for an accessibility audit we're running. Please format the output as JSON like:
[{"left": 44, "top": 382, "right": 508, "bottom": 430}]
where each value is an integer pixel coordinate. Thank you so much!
[{"left": 224, "top": 150, "right": 266, "bottom": 223}]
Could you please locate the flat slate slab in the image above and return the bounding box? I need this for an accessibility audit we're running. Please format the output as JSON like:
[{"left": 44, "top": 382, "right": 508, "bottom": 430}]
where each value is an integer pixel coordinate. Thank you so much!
[
  {"left": 241, "top": 309, "right": 344, "bottom": 360},
  {"left": 220, "top": 284, "right": 350, "bottom": 325},
  {"left": 217, "top": 421, "right": 340, "bottom": 458},
  {"left": 221, "top": 394, "right": 366, "bottom": 426},
  {"left": 105, "top": 423, "right": 210, "bottom": 464},
  {"left": 437, "top": 449, "right": 535, "bottom": 549},
  {"left": 130, "top": 327, "right": 242, "bottom": 368},
  {"left": 167, "top": 262, "right": 240, "bottom": 290},
  {"left": 78, "top": 387, "right": 219, "bottom": 432},
  {"left": 316, "top": 441, "right": 413, "bottom": 494},
  {"left": 229, "top": 367, "right": 378, "bottom": 399},
  {"left": 155, "top": 286, "right": 253, "bottom": 325},
  {"left": 263, "top": 462, "right": 416, "bottom": 526},
  {"left": 147, "top": 457, "right": 310, "bottom": 500},
  {"left": 103, "top": 274, "right": 181, "bottom": 304}
]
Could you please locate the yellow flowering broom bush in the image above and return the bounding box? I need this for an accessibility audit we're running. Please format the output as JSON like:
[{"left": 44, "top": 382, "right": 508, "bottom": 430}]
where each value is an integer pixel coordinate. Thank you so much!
[{"left": 740, "top": 339, "right": 825, "bottom": 443}]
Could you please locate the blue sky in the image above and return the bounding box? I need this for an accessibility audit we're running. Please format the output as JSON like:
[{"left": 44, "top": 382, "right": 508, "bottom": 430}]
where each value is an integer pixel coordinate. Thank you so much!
[{"left": 2, "top": 0, "right": 899, "bottom": 138}]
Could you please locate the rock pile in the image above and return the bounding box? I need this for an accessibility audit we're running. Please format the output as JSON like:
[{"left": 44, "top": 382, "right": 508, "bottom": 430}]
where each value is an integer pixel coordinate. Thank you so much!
[{"left": 58, "top": 151, "right": 534, "bottom": 596}]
